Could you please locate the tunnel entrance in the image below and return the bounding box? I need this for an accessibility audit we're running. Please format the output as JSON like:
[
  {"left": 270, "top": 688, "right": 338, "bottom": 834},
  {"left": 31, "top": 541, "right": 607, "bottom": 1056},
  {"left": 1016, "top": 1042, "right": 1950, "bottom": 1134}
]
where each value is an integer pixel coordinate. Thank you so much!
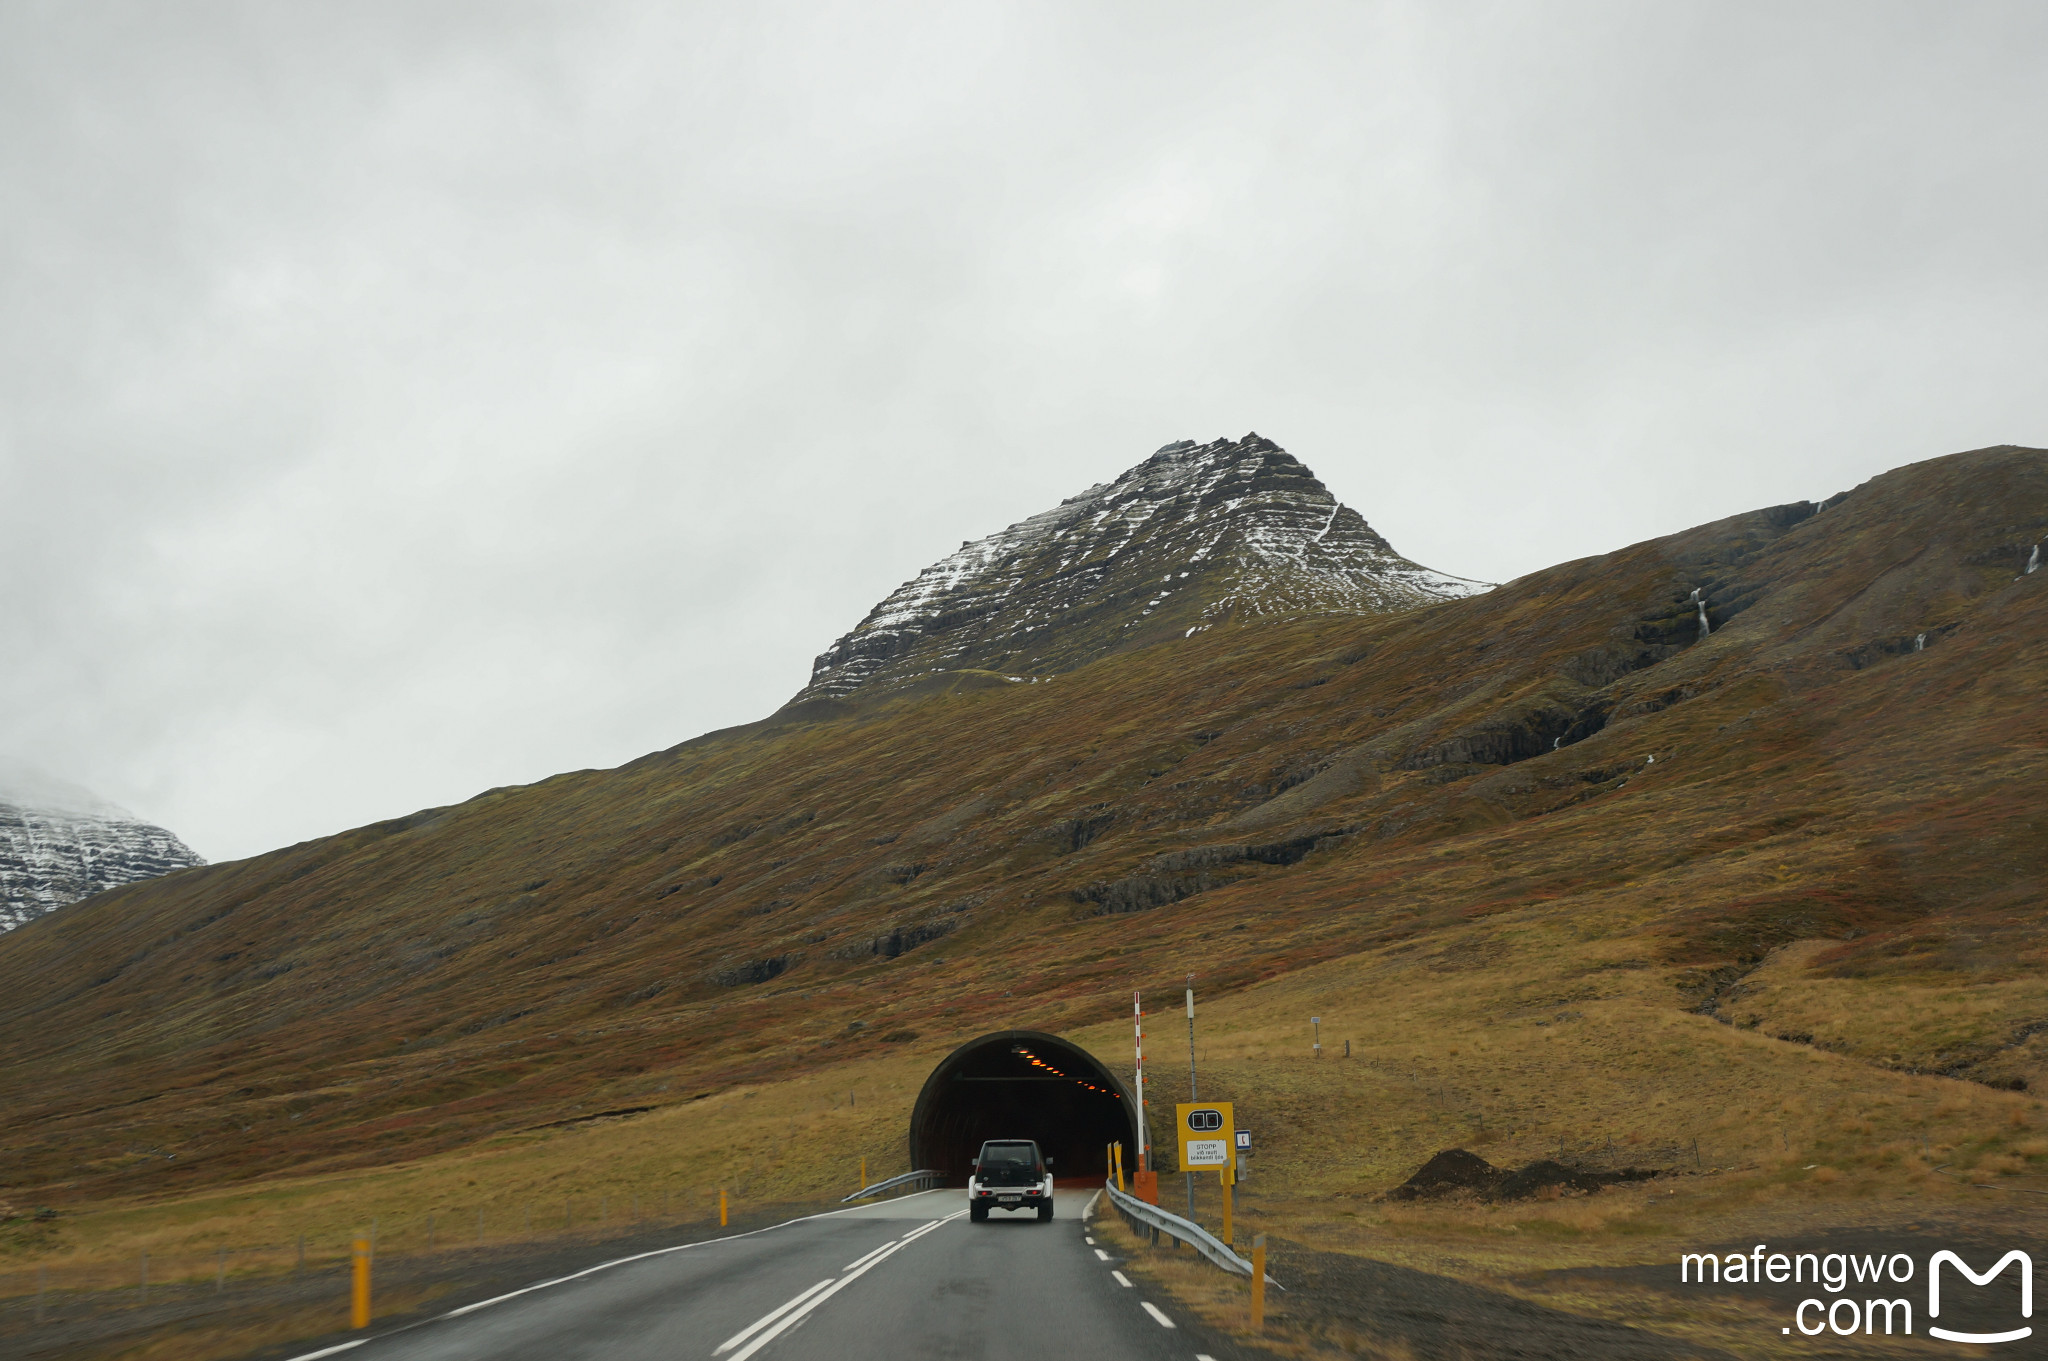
[{"left": 909, "top": 1030, "right": 1138, "bottom": 1186}]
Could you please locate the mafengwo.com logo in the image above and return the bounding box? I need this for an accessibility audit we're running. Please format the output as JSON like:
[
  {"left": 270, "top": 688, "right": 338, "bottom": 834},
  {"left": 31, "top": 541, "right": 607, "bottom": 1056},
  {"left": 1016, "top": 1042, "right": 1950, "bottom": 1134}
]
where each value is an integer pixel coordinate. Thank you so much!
[{"left": 1680, "top": 1245, "right": 2033, "bottom": 1343}]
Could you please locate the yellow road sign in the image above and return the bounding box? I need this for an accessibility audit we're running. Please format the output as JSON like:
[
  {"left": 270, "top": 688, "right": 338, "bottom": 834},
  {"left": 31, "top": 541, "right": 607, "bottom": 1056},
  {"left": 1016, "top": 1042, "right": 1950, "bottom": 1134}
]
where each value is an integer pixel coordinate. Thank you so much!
[{"left": 1175, "top": 1101, "right": 1234, "bottom": 1172}]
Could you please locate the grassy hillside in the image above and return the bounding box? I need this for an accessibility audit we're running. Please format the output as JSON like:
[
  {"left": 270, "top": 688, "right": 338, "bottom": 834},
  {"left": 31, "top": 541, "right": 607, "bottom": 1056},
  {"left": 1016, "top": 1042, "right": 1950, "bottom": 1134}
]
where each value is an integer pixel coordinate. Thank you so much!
[{"left": 0, "top": 445, "right": 2043, "bottom": 1355}]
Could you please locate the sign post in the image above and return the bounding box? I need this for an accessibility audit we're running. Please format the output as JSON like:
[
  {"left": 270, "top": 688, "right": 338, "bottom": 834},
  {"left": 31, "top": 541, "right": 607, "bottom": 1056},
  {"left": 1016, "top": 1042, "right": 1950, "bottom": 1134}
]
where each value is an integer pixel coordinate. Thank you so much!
[
  {"left": 1221, "top": 1162, "right": 1234, "bottom": 1244},
  {"left": 1251, "top": 1233, "right": 1267, "bottom": 1329},
  {"left": 1185, "top": 982, "right": 1198, "bottom": 1220}
]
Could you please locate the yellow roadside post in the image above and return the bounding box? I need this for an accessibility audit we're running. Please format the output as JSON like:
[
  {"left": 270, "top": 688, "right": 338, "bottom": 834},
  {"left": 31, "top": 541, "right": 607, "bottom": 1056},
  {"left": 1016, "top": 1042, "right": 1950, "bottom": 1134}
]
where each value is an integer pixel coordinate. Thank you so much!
[
  {"left": 1221, "top": 1162, "right": 1233, "bottom": 1244},
  {"left": 1250, "top": 1233, "right": 1267, "bottom": 1329},
  {"left": 1114, "top": 1142, "right": 1125, "bottom": 1193},
  {"left": 350, "top": 1238, "right": 371, "bottom": 1329},
  {"left": 719, "top": 1187, "right": 728, "bottom": 1227}
]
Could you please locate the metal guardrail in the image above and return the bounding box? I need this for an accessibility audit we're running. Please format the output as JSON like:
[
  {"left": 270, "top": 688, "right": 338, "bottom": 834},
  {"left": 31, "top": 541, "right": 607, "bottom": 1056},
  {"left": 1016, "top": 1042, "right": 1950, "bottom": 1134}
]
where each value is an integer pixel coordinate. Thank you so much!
[
  {"left": 1100, "top": 1182, "right": 1281, "bottom": 1288},
  {"left": 840, "top": 1169, "right": 944, "bottom": 1203}
]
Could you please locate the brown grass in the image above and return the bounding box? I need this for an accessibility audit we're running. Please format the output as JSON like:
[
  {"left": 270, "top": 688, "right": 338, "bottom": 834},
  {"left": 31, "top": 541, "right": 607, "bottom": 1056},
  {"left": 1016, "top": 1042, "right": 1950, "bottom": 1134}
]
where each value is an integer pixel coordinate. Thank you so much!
[{"left": 1, "top": 447, "right": 2045, "bottom": 1358}]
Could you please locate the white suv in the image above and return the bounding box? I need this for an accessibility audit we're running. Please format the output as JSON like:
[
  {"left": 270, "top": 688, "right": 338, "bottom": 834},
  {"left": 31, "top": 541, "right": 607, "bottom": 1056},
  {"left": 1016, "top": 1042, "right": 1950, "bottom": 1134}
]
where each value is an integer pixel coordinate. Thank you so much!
[{"left": 967, "top": 1139, "right": 1054, "bottom": 1222}]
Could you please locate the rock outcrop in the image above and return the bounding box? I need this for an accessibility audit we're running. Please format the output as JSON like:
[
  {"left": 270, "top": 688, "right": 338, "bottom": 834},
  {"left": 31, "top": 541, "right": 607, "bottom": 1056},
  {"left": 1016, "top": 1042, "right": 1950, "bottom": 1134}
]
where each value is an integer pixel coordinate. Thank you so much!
[
  {"left": 797, "top": 433, "right": 1487, "bottom": 702},
  {"left": 0, "top": 767, "right": 205, "bottom": 932}
]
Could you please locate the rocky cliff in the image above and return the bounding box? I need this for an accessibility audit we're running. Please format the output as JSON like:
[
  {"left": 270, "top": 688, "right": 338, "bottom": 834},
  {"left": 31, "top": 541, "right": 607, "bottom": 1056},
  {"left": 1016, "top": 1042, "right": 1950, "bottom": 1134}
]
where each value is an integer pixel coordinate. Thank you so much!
[
  {"left": 0, "top": 768, "right": 205, "bottom": 932},
  {"left": 796, "top": 433, "right": 1487, "bottom": 702}
]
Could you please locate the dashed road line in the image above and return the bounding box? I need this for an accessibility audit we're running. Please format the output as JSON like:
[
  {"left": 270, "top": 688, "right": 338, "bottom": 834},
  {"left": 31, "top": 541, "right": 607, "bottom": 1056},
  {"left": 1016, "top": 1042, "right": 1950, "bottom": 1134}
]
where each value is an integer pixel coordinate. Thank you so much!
[
  {"left": 841, "top": 1241, "right": 898, "bottom": 1272},
  {"left": 1093, "top": 1248, "right": 1110, "bottom": 1261},
  {"left": 1140, "top": 1301, "right": 1176, "bottom": 1328},
  {"left": 718, "top": 1212, "right": 965, "bottom": 1361},
  {"left": 1111, "top": 1270, "right": 1132, "bottom": 1287},
  {"left": 278, "top": 1192, "right": 967, "bottom": 1361},
  {"left": 714, "top": 1280, "right": 834, "bottom": 1354}
]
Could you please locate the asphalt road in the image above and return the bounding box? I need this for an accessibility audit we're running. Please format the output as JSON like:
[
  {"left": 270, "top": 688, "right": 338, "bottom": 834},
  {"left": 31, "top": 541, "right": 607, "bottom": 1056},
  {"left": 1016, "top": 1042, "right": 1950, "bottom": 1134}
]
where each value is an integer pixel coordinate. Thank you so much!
[{"left": 294, "top": 1188, "right": 1247, "bottom": 1361}]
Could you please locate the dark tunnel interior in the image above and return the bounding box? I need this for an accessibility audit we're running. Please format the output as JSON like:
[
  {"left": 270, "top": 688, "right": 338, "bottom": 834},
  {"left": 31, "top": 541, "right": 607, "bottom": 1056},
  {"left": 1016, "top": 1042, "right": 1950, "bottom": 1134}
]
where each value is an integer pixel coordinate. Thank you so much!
[{"left": 909, "top": 1030, "right": 1138, "bottom": 1185}]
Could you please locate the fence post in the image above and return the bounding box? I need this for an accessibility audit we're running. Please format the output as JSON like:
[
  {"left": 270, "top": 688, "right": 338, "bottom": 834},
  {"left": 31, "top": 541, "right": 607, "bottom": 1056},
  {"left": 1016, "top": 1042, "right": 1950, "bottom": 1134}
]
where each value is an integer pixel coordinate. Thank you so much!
[
  {"left": 1251, "top": 1234, "right": 1267, "bottom": 1329},
  {"left": 351, "top": 1238, "right": 371, "bottom": 1329},
  {"left": 719, "top": 1187, "right": 728, "bottom": 1227}
]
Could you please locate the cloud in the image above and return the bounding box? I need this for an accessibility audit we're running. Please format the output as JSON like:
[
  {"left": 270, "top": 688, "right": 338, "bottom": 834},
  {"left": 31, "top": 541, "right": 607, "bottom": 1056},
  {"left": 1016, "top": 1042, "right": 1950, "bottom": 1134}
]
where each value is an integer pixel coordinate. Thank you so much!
[{"left": 1, "top": 0, "right": 2043, "bottom": 859}]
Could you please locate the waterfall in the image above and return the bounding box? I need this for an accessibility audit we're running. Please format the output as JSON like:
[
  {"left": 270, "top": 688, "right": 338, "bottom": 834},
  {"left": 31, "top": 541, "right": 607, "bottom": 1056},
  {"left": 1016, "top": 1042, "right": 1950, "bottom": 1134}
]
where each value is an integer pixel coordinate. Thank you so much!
[
  {"left": 1552, "top": 736, "right": 1562, "bottom": 751},
  {"left": 1691, "top": 588, "right": 1710, "bottom": 640},
  {"left": 2029, "top": 541, "right": 2042, "bottom": 575},
  {"left": 1913, "top": 632, "right": 1926, "bottom": 652}
]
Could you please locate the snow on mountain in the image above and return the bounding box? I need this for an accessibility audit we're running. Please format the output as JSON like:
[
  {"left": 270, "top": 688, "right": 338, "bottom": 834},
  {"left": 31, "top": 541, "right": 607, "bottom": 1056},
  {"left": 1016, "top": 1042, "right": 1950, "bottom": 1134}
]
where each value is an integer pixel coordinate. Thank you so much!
[
  {"left": 798, "top": 433, "right": 1489, "bottom": 702},
  {"left": 0, "top": 765, "right": 206, "bottom": 932}
]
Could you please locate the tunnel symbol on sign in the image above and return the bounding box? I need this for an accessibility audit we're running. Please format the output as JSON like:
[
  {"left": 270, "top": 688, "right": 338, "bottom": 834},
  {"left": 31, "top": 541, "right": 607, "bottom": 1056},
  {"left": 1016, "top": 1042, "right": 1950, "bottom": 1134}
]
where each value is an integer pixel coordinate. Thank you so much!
[{"left": 1187, "top": 1109, "right": 1224, "bottom": 1131}]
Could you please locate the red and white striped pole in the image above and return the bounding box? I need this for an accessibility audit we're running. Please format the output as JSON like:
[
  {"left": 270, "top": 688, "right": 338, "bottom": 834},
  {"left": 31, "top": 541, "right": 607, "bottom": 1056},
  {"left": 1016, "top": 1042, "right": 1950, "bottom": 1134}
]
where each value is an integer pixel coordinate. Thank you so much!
[{"left": 1133, "top": 991, "right": 1148, "bottom": 1164}]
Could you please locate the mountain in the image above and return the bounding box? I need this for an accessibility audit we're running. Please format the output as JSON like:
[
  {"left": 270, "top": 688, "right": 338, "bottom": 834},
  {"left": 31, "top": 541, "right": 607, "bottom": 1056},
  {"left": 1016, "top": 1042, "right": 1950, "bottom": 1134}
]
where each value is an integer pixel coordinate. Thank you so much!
[
  {"left": 0, "top": 443, "right": 2042, "bottom": 1208},
  {"left": 796, "top": 433, "right": 1486, "bottom": 703},
  {"left": 0, "top": 766, "right": 205, "bottom": 932}
]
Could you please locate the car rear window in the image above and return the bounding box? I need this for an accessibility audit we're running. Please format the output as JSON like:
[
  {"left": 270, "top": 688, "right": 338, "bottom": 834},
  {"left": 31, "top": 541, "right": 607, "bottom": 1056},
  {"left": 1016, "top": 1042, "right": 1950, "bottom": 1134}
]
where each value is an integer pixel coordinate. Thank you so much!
[{"left": 980, "top": 1143, "right": 1036, "bottom": 1167}]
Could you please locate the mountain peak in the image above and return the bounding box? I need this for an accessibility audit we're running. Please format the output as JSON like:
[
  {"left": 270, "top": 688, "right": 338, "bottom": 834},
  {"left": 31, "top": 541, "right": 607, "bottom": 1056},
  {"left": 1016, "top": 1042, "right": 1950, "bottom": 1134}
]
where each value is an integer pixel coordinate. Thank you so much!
[
  {"left": 796, "top": 433, "right": 1487, "bottom": 703},
  {"left": 0, "top": 764, "right": 205, "bottom": 932}
]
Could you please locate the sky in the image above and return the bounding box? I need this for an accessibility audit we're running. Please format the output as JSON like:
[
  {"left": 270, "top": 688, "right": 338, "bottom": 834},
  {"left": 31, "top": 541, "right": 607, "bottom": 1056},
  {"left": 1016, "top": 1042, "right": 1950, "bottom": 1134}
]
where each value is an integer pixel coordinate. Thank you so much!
[{"left": 2, "top": 1, "right": 2044, "bottom": 863}]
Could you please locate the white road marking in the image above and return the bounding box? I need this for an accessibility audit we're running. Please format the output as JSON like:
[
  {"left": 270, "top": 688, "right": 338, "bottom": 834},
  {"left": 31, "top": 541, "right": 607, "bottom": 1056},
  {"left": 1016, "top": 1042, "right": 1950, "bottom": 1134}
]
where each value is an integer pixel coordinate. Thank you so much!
[
  {"left": 724, "top": 1243, "right": 906, "bottom": 1361},
  {"left": 277, "top": 1194, "right": 966, "bottom": 1361},
  {"left": 1196, "top": 1354, "right": 1218, "bottom": 1360},
  {"left": 1111, "top": 1270, "right": 1132, "bottom": 1287},
  {"left": 714, "top": 1280, "right": 835, "bottom": 1354},
  {"left": 721, "top": 1210, "right": 964, "bottom": 1361},
  {"left": 1140, "top": 1301, "right": 1176, "bottom": 1328},
  {"left": 1084, "top": 1235, "right": 1095, "bottom": 1244},
  {"left": 1093, "top": 1248, "right": 1110, "bottom": 1261},
  {"left": 900, "top": 1214, "right": 959, "bottom": 1242},
  {"left": 841, "top": 1241, "right": 899, "bottom": 1272}
]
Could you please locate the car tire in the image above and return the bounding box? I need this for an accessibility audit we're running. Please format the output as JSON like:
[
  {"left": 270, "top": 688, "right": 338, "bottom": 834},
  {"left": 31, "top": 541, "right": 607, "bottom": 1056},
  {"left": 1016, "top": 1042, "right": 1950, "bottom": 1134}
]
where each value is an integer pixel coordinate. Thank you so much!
[
  {"left": 970, "top": 1203, "right": 988, "bottom": 1222},
  {"left": 1037, "top": 1202, "right": 1053, "bottom": 1222}
]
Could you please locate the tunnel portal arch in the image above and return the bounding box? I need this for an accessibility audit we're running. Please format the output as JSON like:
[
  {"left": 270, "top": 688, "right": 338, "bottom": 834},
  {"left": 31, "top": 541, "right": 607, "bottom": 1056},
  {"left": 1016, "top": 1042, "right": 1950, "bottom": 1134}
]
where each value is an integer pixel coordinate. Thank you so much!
[{"left": 909, "top": 1030, "right": 1139, "bottom": 1185}]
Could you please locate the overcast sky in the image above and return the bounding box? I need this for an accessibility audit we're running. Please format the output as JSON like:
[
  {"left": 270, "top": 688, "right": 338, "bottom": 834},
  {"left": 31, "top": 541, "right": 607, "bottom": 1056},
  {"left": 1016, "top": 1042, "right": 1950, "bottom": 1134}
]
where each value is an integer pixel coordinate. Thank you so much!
[{"left": 3, "top": 1, "right": 2044, "bottom": 862}]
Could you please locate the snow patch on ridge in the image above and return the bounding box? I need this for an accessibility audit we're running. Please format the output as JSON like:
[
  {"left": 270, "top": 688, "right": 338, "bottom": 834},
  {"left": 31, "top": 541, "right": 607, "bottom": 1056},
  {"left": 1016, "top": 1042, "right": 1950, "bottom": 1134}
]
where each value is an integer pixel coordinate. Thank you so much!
[
  {"left": 0, "top": 763, "right": 206, "bottom": 932},
  {"left": 796, "top": 433, "right": 1492, "bottom": 702}
]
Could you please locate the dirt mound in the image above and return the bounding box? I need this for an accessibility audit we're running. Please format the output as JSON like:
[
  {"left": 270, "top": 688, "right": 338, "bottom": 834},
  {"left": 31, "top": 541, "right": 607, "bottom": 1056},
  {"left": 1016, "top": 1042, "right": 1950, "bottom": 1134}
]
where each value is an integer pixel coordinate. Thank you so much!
[
  {"left": 1494, "top": 1159, "right": 1606, "bottom": 1199},
  {"left": 1388, "top": 1148, "right": 1504, "bottom": 1199},
  {"left": 1390, "top": 1150, "right": 1662, "bottom": 1201}
]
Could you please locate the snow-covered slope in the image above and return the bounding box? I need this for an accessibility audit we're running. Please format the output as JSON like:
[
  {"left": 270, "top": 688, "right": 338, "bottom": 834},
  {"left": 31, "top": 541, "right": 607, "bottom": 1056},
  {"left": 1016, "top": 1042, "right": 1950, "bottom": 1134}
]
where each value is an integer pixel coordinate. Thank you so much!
[
  {"left": 797, "top": 433, "right": 1488, "bottom": 702},
  {"left": 0, "top": 766, "right": 206, "bottom": 932}
]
